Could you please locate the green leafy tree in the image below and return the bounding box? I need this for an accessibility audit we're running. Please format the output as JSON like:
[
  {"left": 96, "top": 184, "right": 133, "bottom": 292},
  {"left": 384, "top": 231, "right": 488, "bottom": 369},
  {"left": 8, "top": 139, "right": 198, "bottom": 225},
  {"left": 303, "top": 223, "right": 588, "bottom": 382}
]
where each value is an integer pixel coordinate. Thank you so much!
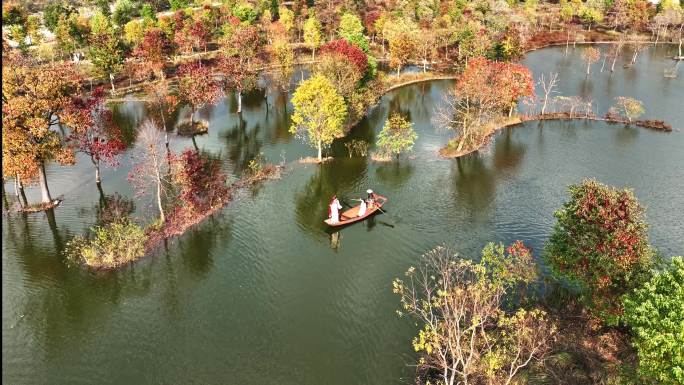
[
  {"left": 270, "top": 0, "right": 279, "bottom": 20},
  {"left": 290, "top": 75, "right": 348, "bottom": 161},
  {"left": 610, "top": 97, "right": 645, "bottom": 123},
  {"left": 278, "top": 6, "right": 295, "bottom": 38},
  {"left": 43, "top": 2, "right": 76, "bottom": 31},
  {"left": 141, "top": 3, "right": 157, "bottom": 23},
  {"left": 2, "top": 3, "right": 27, "bottom": 26},
  {"left": 233, "top": 2, "right": 258, "bottom": 24},
  {"left": 303, "top": 14, "right": 322, "bottom": 60},
  {"left": 112, "top": 0, "right": 137, "bottom": 26},
  {"left": 377, "top": 114, "right": 418, "bottom": 158},
  {"left": 94, "top": 0, "right": 111, "bottom": 17},
  {"left": 544, "top": 180, "right": 656, "bottom": 325},
  {"left": 89, "top": 23, "right": 125, "bottom": 93},
  {"left": 338, "top": 13, "right": 369, "bottom": 52},
  {"left": 623, "top": 257, "right": 684, "bottom": 385}
]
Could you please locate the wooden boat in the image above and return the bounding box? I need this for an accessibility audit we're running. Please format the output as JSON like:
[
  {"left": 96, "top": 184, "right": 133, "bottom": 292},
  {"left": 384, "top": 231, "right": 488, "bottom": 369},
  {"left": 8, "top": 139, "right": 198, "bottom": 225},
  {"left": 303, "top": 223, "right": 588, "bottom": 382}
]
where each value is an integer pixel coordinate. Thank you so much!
[{"left": 324, "top": 194, "right": 388, "bottom": 227}]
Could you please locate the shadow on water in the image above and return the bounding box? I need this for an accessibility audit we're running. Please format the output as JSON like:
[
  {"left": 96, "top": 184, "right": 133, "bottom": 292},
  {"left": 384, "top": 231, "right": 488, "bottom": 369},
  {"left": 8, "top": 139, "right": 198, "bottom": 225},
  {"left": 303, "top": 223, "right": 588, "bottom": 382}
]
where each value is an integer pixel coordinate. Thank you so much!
[{"left": 375, "top": 160, "right": 415, "bottom": 189}]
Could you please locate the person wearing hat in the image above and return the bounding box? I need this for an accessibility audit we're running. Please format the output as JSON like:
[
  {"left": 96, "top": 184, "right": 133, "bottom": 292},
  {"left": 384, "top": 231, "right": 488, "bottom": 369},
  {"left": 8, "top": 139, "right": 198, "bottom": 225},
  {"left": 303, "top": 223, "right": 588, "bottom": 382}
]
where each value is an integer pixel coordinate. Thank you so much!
[{"left": 366, "top": 189, "right": 376, "bottom": 209}]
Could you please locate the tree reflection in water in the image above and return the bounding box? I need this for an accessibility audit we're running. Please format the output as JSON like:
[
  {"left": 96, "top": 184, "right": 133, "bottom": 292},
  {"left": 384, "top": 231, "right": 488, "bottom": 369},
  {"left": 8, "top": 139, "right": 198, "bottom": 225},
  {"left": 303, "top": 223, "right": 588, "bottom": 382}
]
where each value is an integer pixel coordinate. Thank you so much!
[
  {"left": 294, "top": 157, "right": 368, "bottom": 240},
  {"left": 452, "top": 129, "right": 527, "bottom": 218},
  {"left": 375, "top": 161, "right": 414, "bottom": 189}
]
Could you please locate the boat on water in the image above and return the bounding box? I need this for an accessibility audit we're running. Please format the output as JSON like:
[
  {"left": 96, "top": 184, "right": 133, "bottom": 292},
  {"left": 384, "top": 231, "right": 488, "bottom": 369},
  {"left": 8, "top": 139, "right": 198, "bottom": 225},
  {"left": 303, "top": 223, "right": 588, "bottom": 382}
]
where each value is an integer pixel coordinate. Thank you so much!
[{"left": 324, "top": 194, "right": 388, "bottom": 227}]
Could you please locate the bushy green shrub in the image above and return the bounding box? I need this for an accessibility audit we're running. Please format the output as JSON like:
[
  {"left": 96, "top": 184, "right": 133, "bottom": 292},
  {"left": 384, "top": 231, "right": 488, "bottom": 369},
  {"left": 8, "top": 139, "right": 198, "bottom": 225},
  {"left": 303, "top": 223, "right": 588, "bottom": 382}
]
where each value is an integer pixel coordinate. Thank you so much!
[
  {"left": 377, "top": 113, "right": 417, "bottom": 158},
  {"left": 66, "top": 219, "right": 147, "bottom": 269},
  {"left": 623, "top": 257, "right": 684, "bottom": 385}
]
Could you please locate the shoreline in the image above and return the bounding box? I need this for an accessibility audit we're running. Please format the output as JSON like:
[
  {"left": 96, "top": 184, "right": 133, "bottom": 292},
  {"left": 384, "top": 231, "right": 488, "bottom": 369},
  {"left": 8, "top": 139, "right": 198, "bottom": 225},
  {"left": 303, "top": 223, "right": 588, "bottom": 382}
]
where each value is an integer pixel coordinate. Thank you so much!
[{"left": 439, "top": 114, "right": 673, "bottom": 159}]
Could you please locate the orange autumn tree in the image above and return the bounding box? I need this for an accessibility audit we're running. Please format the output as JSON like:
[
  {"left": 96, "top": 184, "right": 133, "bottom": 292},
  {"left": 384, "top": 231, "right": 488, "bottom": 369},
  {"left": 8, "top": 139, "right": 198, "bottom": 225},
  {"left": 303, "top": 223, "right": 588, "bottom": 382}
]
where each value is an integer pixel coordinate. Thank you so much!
[
  {"left": 2, "top": 54, "right": 82, "bottom": 205},
  {"left": 497, "top": 62, "right": 535, "bottom": 117},
  {"left": 435, "top": 57, "right": 534, "bottom": 153}
]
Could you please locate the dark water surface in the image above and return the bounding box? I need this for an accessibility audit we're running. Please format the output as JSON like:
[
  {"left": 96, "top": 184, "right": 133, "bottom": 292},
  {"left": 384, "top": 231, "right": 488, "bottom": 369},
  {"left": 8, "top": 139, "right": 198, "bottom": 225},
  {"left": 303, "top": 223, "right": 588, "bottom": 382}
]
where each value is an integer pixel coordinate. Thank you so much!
[{"left": 3, "top": 46, "right": 683, "bottom": 384}]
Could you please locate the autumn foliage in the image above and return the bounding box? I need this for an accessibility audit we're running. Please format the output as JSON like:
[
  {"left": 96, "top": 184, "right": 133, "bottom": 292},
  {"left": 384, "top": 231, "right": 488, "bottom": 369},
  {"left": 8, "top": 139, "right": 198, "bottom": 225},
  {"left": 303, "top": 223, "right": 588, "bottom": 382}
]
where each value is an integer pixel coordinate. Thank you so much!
[
  {"left": 544, "top": 179, "right": 656, "bottom": 325},
  {"left": 64, "top": 87, "right": 126, "bottom": 175},
  {"left": 320, "top": 39, "right": 369, "bottom": 75},
  {"left": 176, "top": 62, "right": 223, "bottom": 124},
  {"left": 173, "top": 149, "right": 229, "bottom": 214},
  {"left": 132, "top": 28, "right": 172, "bottom": 80}
]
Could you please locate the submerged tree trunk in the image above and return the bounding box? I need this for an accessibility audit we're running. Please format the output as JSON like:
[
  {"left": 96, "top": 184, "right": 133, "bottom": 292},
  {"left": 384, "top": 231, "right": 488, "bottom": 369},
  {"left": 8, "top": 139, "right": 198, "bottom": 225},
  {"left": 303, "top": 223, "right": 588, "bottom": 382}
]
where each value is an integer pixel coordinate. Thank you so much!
[
  {"left": 601, "top": 54, "right": 607, "bottom": 72},
  {"left": 317, "top": 139, "right": 322, "bottom": 162},
  {"left": 109, "top": 73, "right": 116, "bottom": 93},
  {"left": 611, "top": 55, "right": 618, "bottom": 72},
  {"left": 14, "top": 175, "right": 28, "bottom": 208},
  {"left": 156, "top": 174, "right": 164, "bottom": 223},
  {"left": 237, "top": 91, "right": 243, "bottom": 114},
  {"left": 92, "top": 157, "right": 102, "bottom": 185},
  {"left": 38, "top": 162, "right": 53, "bottom": 204}
]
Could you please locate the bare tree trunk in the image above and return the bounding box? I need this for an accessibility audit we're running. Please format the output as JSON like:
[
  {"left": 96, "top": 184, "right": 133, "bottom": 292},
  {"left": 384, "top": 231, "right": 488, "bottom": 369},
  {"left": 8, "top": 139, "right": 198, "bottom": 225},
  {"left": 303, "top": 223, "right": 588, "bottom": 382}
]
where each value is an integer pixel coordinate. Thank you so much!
[
  {"left": 156, "top": 172, "right": 165, "bottom": 223},
  {"left": 91, "top": 156, "right": 102, "bottom": 185},
  {"left": 237, "top": 91, "right": 242, "bottom": 114},
  {"left": 317, "top": 139, "right": 322, "bottom": 162},
  {"left": 611, "top": 55, "right": 618, "bottom": 72},
  {"left": 601, "top": 54, "right": 607, "bottom": 72},
  {"left": 38, "top": 162, "right": 53, "bottom": 204},
  {"left": 14, "top": 175, "right": 28, "bottom": 208},
  {"left": 109, "top": 73, "right": 116, "bottom": 93}
]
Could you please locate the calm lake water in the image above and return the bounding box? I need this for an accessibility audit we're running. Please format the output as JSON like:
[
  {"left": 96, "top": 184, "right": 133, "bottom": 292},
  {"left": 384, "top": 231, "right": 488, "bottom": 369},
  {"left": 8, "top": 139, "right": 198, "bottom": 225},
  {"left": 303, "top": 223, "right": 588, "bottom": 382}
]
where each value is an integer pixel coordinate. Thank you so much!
[{"left": 3, "top": 45, "right": 683, "bottom": 384}]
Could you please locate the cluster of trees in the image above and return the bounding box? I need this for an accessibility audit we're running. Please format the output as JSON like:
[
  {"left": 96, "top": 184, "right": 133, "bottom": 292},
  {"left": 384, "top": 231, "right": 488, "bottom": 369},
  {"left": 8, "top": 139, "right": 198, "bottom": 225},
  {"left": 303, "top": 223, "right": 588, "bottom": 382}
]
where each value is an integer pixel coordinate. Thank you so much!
[
  {"left": 3, "top": 0, "right": 680, "bottom": 97},
  {"left": 397, "top": 179, "right": 683, "bottom": 384},
  {"left": 435, "top": 57, "right": 534, "bottom": 154},
  {"left": 67, "top": 118, "right": 230, "bottom": 268}
]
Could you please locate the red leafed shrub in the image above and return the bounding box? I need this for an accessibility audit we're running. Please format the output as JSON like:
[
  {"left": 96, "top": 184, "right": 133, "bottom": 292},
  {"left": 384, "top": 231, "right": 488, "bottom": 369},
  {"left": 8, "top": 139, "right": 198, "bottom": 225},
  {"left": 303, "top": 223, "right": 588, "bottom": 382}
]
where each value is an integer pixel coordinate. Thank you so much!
[
  {"left": 544, "top": 179, "right": 656, "bottom": 325},
  {"left": 173, "top": 149, "right": 229, "bottom": 213},
  {"left": 320, "top": 39, "right": 368, "bottom": 74}
]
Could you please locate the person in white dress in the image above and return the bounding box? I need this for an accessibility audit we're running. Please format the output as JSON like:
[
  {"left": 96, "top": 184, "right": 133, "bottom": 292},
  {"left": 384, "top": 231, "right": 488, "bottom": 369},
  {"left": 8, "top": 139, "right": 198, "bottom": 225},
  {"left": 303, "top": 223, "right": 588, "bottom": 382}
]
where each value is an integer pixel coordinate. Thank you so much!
[
  {"left": 329, "top": 195, "right": 343, "bottom": 223},
  {"left": 357, "top": 198, "right": 367, "bottom": 217}
]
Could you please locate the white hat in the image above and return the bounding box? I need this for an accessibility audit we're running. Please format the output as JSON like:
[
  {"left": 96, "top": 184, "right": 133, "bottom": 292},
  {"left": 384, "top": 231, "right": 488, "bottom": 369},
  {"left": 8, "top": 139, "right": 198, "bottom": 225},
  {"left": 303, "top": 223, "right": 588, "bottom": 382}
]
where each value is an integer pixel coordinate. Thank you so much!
[{"left": 366, "top": 189, "right": 373, "bottom": 194}]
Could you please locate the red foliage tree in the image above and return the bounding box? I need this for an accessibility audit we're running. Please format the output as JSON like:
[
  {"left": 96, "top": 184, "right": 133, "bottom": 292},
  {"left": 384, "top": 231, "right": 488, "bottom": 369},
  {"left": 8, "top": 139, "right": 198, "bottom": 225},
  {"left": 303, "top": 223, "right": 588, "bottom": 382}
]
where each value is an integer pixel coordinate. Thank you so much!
[
  {"left": 176, "top": 62, "right": 223, "bottom": 124},
  {"left": 496, "top": 62, "right": 535, "bottom": 116},
  {"left": 172, "top": 149, "right": 228, "bottom": 214},
  {"left": 363, "top": 10, "right": 381, "bottom": 37},
  {"left": 132, "top": 28, "right": 172, "bottom": 80},
  {"left": 457, "top": 57, "right": 534, "bottom": 117},
  {"left": 320, "top": 39, "right": 369, "bottom": 74},
  {"left": 218, "top": 55, "right": 257, "bottom": 114},
  {"left": 226, "top": 24, "right": 262, "bottom": 67},
  {"left": 63, "top": 87, "right": 126, "bottom": 187},
  {"left": 544, "top": 180, "right": 656, "bottom": 324}
]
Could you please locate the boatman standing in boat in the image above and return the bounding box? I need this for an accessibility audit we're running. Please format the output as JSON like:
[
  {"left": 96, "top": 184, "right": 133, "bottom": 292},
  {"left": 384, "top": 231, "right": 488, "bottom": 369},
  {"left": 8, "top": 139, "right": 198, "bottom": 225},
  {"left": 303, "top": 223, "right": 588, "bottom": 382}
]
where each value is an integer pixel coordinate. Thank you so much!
[{"left": 329, "top": 195, "right": 343, "bottom": 223}]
